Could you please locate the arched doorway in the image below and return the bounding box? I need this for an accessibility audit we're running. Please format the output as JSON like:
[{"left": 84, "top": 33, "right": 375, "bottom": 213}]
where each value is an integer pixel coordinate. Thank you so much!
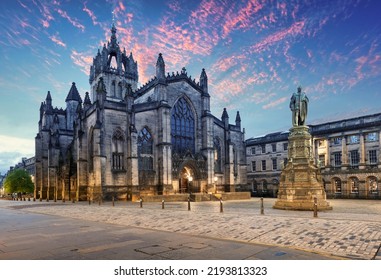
[{"left": 179, "top": 166, "right": 194, "bottom": 194}]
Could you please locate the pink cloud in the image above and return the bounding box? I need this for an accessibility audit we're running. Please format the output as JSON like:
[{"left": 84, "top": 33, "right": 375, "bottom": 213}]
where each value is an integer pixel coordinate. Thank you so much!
[
  {"left": 83, "top": 2, "right": 99, "bottom": 26},
  {"left": 57, "top": 9, "right": 85, "bottom": 31},
  {"left": 222, "top": 0, "right": 264, "bottom": 38},
  {"left": 262, "top": 96, "right": 287, "bottom": 109},
  {"left": 250, "top": 20, "right": 306, "bottom": 53},
  {"left": 70, "top": 50, "right": 93, "bottom": 75},
  {"left": 49, "top": 34, "right": 66, "bottom": 48},
  {"left": 211, "top": 54, "right": 246, "bottom": 72}
]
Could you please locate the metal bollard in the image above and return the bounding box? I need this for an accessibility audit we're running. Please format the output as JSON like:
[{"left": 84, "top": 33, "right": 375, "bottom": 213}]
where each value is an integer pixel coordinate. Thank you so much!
[
  {"left": 188, "top": 196, "right": 191, "bottom": 211},
  {"left": 162, "top": 199, "right": 165, "bottom": 209},
  {"left": 63, "top": 197, "right": 65, "bottom": 203},
  {"left": 260, "top": 197, "right": 264, "bottom": 215},
  {"left": 33, "top": 197, "right": 35, "bottom": 202},
  {"left": 220, "top": 198, "right": 223, "bottom": 213},
  {"left": 112, "top": 196, "right": 115, "bottom": 207},
  {"left": 313, "top": 197, "right": 318, "bottom": 218},
  {"left": 89, "top": 199, "right": 91, "bottom": 205},
  {"left": 140, "top": 198, "right": 143, "bottom": 208}
]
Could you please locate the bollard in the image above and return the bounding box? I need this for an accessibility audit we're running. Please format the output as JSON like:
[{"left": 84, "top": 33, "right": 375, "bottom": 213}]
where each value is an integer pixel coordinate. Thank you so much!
[
  {"left": 140, "top": 198, "right": 143, "bottom": 208},
  {"left": 72, "top": 198, "right": 75, "bottom": 203},
  {"left": 313, "top": 197, "right": 318, "bottom": 218},
  {"left": 33, "top": 197, "right": 35, "bottom": 202},
  {"left": 23, "top": 197, "right": 26, "bottom": 201},
  {"left": 89, "top": 199, "right": 91, "bottom": 205},
  {"left": 112, "top": 196, "right": 115, "bottom": 207},
  {"left": 63, "top": 197, "right": 65, "bottom": 203},
  {"left": 162, "top": 199, "right": 165, "bottom": 209},
  {"left": 99, "top": 199, "right": 101, "bottom": 206},
  {"left": 46, "top": 198, "right": 49, "bottom": 202},
  {"left": 40, "top": 197, "right": 42, "bottom": 202},
  {"left": 260, "top": 197, "right": 264, "bottom": 215},
  {"left": 220, "top": 198, "right": 223, "bottom": 213},
  {"left": 188, "top": 196, "right": 191, "bottom": 211}
]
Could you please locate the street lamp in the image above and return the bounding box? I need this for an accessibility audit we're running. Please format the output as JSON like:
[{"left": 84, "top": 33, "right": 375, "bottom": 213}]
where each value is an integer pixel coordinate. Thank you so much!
[
  {"left": 188, "top": 175, "right": 193, "bottom": 194},
  {"left": 214, "top": 176, "right": 218, "bottom": 193}
]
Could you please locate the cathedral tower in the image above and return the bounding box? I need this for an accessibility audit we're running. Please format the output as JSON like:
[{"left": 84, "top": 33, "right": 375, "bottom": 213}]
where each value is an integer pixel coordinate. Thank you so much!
[{"left": 89, "top": 23, "right": 138, "bottom": 103}]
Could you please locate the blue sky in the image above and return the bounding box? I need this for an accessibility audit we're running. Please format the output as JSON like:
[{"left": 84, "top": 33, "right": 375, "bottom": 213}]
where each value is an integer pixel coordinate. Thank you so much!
[{"left": 0, "top": 0, "right": 380, "bottom": 174}]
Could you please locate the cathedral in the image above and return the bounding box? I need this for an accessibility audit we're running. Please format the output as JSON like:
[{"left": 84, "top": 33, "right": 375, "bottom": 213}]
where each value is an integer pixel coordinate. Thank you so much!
[{"left": 35, "top": 24, "right": 247, "bottom": 201}]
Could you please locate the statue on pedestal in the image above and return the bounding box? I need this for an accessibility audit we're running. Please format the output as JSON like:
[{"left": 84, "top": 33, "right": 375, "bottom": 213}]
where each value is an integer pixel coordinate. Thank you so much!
[
  {"left": 290, "top": 86, "right": 309, "bottom": 126},
  {"left": 273, "top": 85, "right": 331, "bottom": 211}
]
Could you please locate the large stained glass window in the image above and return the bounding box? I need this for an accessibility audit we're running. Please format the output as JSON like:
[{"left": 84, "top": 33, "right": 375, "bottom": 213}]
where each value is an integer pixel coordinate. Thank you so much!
[
  {"left": 171, "top": 97, "right": 195, "bottom": 154},
  {"left": 138, "top": 127, "right": 153, "bottom": 170}
]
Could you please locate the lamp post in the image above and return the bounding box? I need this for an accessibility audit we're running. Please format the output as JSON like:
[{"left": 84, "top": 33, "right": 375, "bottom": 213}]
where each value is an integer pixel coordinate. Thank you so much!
[
  {"left": 214, "top": 176, "right": 218, "bottom": 193},
  {"left": 188, "top": 175, "right": 193, "bottom": 194}
]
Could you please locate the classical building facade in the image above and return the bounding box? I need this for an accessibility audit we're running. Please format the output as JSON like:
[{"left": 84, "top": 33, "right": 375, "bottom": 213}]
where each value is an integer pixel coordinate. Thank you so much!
[
  {"left": 35, "top": 24, "right": 247, "bottom": 201},
  {"left": 246, "top": 113, "right": 381, "bottom": 199}
]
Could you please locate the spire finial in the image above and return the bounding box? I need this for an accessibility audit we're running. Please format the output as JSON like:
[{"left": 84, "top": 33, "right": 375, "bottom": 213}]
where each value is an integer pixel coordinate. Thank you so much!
[{"left": 112, "top": 10, "right": 115, "bottom": 26}]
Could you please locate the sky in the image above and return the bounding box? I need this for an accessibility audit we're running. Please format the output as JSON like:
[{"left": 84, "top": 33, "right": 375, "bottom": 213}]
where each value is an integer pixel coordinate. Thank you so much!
[{"left": 0, "top": 0, "right": 381, "bottom": 174}]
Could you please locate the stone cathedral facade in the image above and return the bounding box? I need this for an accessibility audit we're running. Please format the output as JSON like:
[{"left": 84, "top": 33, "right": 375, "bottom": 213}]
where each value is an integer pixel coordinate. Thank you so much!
[{"left": 35, "top": 25, "right": 247, "bottom": 201}]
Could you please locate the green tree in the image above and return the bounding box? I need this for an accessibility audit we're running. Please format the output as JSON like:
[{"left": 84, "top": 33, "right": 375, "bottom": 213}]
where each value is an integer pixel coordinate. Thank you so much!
[{"left": 3, "top": 169, "right": 34, "bottom": 195}]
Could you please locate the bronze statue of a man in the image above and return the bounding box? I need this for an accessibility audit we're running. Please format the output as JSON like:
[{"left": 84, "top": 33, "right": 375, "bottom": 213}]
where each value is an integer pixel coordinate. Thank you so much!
[{"left": 290, "top": 86, "right": 309, "bottom": 126}]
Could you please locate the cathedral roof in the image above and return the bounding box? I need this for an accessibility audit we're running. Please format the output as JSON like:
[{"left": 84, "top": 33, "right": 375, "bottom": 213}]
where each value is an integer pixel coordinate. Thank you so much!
[{"left": 65, "top": 82, "right": 82, "bottom": 102}]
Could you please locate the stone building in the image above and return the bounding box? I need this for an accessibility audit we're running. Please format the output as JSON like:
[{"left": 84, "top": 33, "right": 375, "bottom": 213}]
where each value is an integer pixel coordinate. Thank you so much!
[
  {"left": 35, "top": 24, "right": 247, "bottom": 201},
  {"left": 246, "top": 113, "right": 381, "bottom": 199}
]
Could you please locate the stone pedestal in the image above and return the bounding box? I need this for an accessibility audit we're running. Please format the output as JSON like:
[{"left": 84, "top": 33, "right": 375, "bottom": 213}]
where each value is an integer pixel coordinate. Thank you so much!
[{"left": 273, "top": 126, "right": 332, "bottom": 210}]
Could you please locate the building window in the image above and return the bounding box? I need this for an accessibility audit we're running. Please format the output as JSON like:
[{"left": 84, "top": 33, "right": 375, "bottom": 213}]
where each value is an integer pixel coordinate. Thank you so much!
[
  {"left": 272, "top": 158, "right": 277, "bottom": 170},
  {"left": 368, "top": 177, "right": 378, "bottom": 193},
  {"left": 261, "top": 145, "right": 266, "bottom": 153},
  {"left": 251, "top": 147, "right": 256, "bottom": 155},
  {"left": 261, "top": 160, "right": 266, "bottom": 171},
  {"left": 369, "top": 150, "right": 377, "bottom": 165},
  {"left": 214, "top": 137, "right": 222, "bottom": 173},
  {"left": 333, "top": 178, "right": 341, "bottom": 193},
  {"left": 283, "top": 158, "right": 288, "bottom": 167},
  {"left": 283, "top": 143, "right": 288, "bottom": 151},
  {"left": 111, "top": 80, "right": 116, "bottom": 97},
  {"left": 366, "top": 132, "right": 378, "bottom": 142},
  {"left": 318, "top": 155, "right": 325, "bottom": 167},
  {"left": 318, "top": 140, "right": 325, "bottom": 147},
  {"left": 171, "top": 97, "right": 195, "bottom": 154},
  {"left": 349, "top": 177, "right": 359, "bottom": 193},
  {"left": 332, "top": 137, "right": 342, "bottom": 145},
  {"left": 271, "top": 143, "right": 276, "bottom": 152},
  {"left": 112, "top": 129, "right": 124, "bottom": 170},
  {"left": 252, "top": 161, "right": 256, "bottom": 172},
  {"left": 348, "top": 135, "right": 360, "bottom": 144},
  {"left": 333, "top": 152, "right": 342, "bottom": 167},
  {"left": 138, "top": 127, "right": 153, "bottom": 170},
  {"left": 349, "top": 150, "right": 359, "bottom": 168},
  {"left": 118, "top": 82, "right": 123, "bottom": 98}
]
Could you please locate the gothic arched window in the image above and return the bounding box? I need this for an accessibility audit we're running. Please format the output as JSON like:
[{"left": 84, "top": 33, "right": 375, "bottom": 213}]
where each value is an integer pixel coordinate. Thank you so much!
[
  {"left": 214, "top": 137, "right": 222, "bottom": 173},
  {"left": 138, "top": 127, "right": 153, "bottom": 170},
  {"left": 171, "top": 97, "right": 195, "bottom": 154},
  {"left": 118, "top": 82, "right": 123, "bottom": 98},
  {"left": 112, "top": 129, "right": 124, "bottom": 170}
]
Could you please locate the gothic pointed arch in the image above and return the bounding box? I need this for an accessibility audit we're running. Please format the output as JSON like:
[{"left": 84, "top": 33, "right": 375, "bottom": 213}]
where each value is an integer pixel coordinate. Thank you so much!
[
  {"left": 112, "top": 128, "right": 125, "bottom": 171},
  {"left": 214, "top": 137, "right": 222, "bottom": 173},
  {"left": 171, "top": 96, "right": 195, "bottom": 155},
  {"left": 137, "top": 126, "right": 153, "bottom": 170}
]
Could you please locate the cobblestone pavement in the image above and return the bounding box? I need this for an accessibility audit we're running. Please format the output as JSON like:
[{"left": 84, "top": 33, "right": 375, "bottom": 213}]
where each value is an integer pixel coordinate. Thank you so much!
[{"left": 1, "top": 198, "right": 381, "bottom": 260}]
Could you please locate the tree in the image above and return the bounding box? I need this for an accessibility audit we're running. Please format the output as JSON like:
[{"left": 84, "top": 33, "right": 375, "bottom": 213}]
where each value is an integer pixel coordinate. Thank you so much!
[{"left": 3, "top": 169, "right": 34, "bottom": 195}]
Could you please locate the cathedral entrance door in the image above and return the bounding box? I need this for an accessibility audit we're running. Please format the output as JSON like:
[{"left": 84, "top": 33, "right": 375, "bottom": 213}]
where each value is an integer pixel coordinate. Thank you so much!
[{"left": 179, "top": 167, "right": 193, "bottom": 194}]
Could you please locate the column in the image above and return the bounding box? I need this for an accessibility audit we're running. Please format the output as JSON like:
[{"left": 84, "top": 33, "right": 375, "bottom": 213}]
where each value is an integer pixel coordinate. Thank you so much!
[
  {"left": 359, "top": 133, "right": 365, "bottom": 169},
  {"left": 341, "top": 135, "right": 348, "bottom": 170}
]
